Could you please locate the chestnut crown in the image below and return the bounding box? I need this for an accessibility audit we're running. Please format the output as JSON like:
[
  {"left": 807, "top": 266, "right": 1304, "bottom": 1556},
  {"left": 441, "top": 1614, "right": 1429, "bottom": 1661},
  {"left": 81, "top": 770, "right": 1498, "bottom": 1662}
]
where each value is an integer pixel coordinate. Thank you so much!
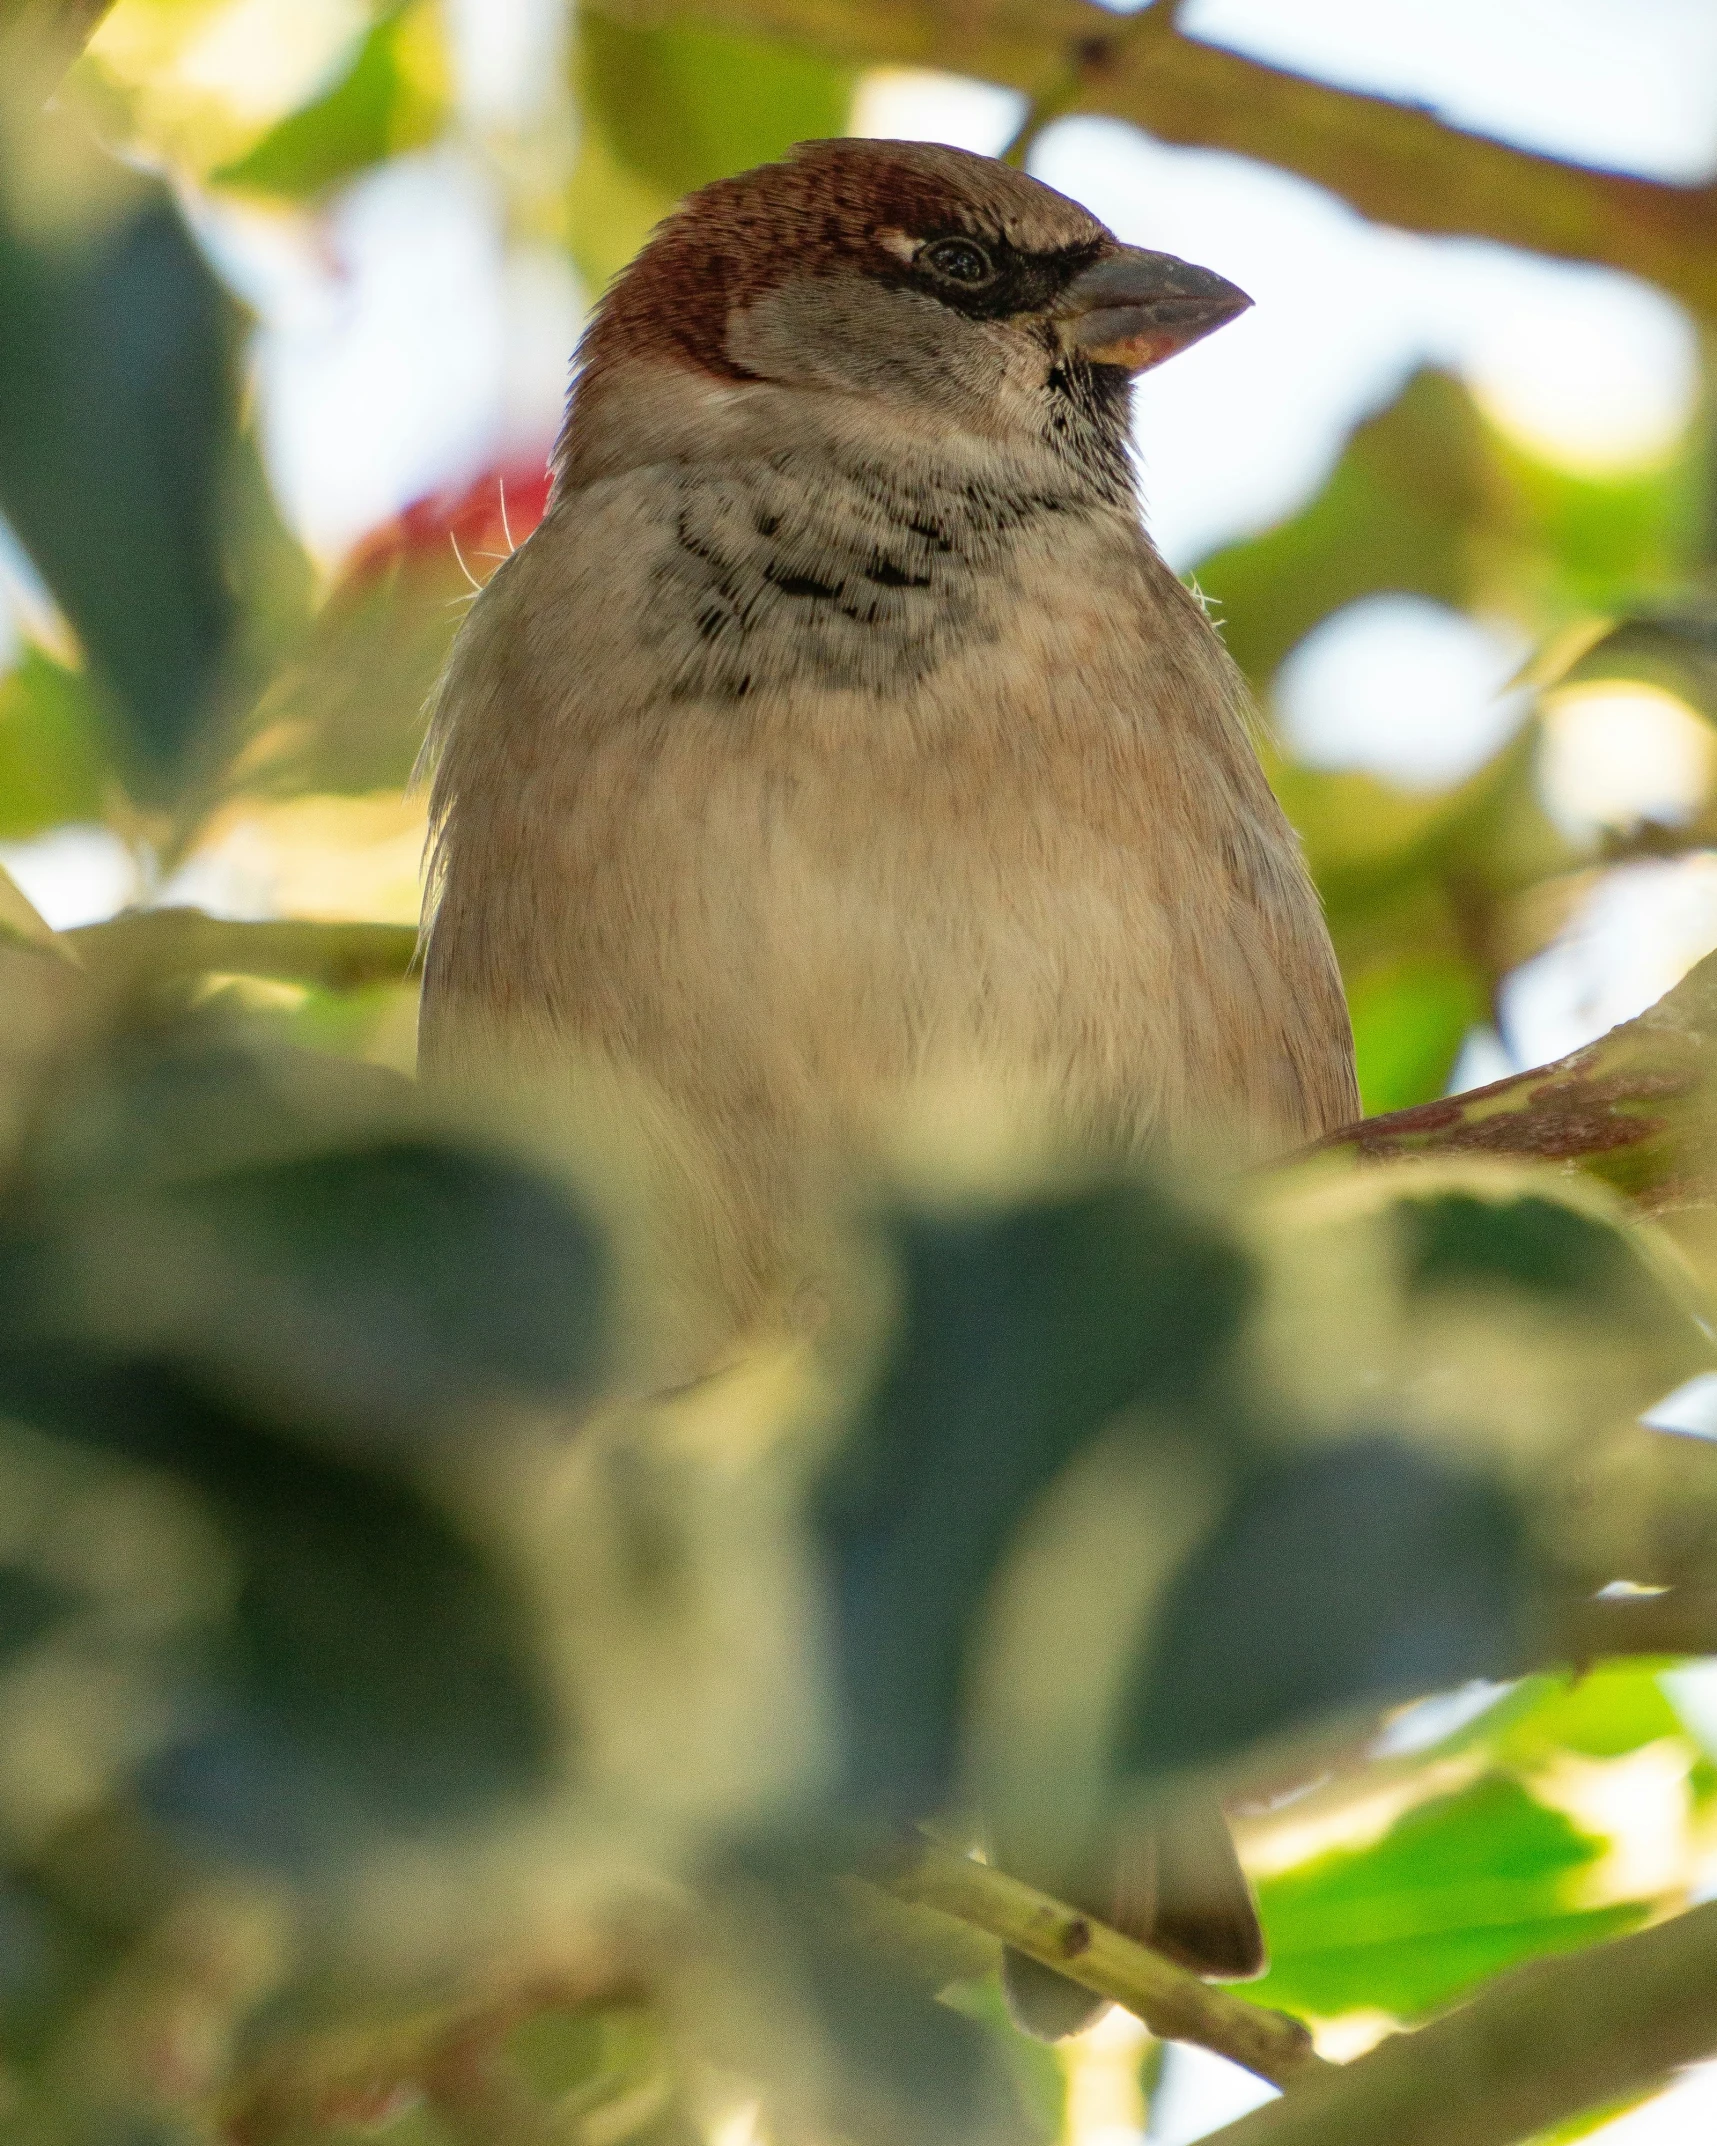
[{"left": 558, "top": 139, "right": 1249, "bottom": 484}]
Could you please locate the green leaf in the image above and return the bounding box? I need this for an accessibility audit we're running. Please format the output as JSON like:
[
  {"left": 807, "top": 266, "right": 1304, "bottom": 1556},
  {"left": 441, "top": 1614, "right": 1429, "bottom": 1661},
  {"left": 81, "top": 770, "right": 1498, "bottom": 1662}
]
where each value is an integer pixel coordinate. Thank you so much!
[
  {"left": 1492, "top": 1666, "right": 1688, "bottom": 1768},
  {"left": 703, "top": 1858, "right": 1041, "bottom": 2146},
  {"left": 0, "top": 1358, "right": 559, "bottom": 1837},
  {"left": 1193, "top": 371, "right": 1494, "bottom": 688},
  {"left": 4, "top": 1027, "right": 606, "bottom": 1448},
  {"left": 0, "top": 649, "right": 108, "bottom": 841},
  {"left": 212, "top": 3, "right": 444, "bottom": 200},
  {"left": 1247, "top": 1773, "right": 1649, "bottom": 2021},
  {"left": 1118, "top": 1436, "right": 1532, "bottom": 1776},
  {"left": 0, "top": 858, "right": 72, "bottom": 960},
  {"left": 816, "top": 1182, "right": 1255, "bottom": 1819},
  {"left": 1556, "top": 607, "right": 1717, "bottom": 725},
  {"left": 68, "top": 909, "right": 418, "bottom": 992},
  {"left": 1500, "top": 444, "right": 1707, "bottom": 619},
  {"left": 0, "top": 169, "right": 238, "bottom": 801},
  {"left": 569, "top": 16, "right": 854, "bottom": 290},
  {"left": 580, "top": 14, "right": 853, "bottom": 204},
  {"left": 126, "top": 1137, "right": 607, "bottom": 1444},
  {"left": 1349, "top": 956, "right": 1486, "bottom": 1115},
  {"left": 1399, "top": 1189, "right": 1656, "bottom": 1309}
]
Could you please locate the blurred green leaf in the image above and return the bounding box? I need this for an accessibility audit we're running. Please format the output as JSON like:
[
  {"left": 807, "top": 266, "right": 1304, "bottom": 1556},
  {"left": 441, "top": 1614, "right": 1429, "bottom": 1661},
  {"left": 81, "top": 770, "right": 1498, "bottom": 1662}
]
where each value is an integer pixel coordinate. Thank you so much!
[
  {"left": 570, "top": 15, "right": 853, "bottom": 289},
  {"left": 1558, "top": 607, "right": 1717, "bottom": 724},
  {"left": 580, "top": 14, "right": 852, "bottom": 202},
  {"left": 119, "top": 1137, "right": 605, "bottom": 1444},
  {"left": 1118, "top": 1436, "right": 1532, "bottom": 1776},
  {"left": 818, "top": 1182, "right": 1254, "bottom": 1818},
  {"left": 1194, "top": 371, "right": 1496, "bottom": 689},
  {"left": 937, "top": 1974, "right": 1064, "bottom": 2143},
  {"left": 1399, "top": 1187, "right": 1662, "bottom": 1311},
  {"left": 1247, "top": 1773, "right": 1648, "bottom": 2021},
  {"left": 68, "top": 909, "right": 418, "bottom": 992},
  {"left": 212, "top": 2, "right": 443, "bottom": 200},
  {"left": 1492, "top": 1666, "right": 1688, "bottom": 1768},
  {"left": 0, "top": 1020, "right": 600, "bottom": 1835},
  {"left": 0, "top": 649, "right": 107, "bottom": 840},
  {"left": 1502, "top": 446, "right": 1708, "bottom": 619},
  {"left": 3, "top": 1028, "right": 605, "bottom": 1447},
  {"left": 1349, "top": 956, "right": 1486, "bottom": 1115},
  {"left": 0, "top": 175, "right": 236, "bottom": 802},
  {"left": 704, "top": 1859, "right": 1040, "bottom": 2146},
  {"left": 0, "top": 1330, "right": 565, "bottom": 1839},
  {"left": 0, "top": 857, "right": 70, "bottom": 959}
]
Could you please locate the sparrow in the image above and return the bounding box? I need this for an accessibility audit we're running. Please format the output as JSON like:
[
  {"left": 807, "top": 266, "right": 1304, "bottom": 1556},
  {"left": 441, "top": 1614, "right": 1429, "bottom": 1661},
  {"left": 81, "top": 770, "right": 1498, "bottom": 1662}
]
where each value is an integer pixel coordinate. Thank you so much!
[{"left": 418, "top": 139, "right": 1358, "bottom": 2036}]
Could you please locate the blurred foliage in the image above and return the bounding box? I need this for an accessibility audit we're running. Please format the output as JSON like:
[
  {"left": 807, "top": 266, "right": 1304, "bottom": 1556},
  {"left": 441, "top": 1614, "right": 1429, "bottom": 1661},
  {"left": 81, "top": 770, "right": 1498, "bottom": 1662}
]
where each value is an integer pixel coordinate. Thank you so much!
[
  {"left": 568, "top": 15, "right": 854, "bottom": 288},
  {"left": 0, "top": 2, "right": 1714, "bottom": 2141},
  {"left": 211, "top": 2, "right": 444, "bottom": 200}
]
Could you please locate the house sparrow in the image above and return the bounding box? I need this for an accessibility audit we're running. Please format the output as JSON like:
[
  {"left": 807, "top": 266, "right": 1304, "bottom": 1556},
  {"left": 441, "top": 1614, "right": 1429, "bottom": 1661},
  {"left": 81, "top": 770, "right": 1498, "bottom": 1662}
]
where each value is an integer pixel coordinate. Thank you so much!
[{"left": 419, "top": 139, "right": 1357, "bottom": 2035}]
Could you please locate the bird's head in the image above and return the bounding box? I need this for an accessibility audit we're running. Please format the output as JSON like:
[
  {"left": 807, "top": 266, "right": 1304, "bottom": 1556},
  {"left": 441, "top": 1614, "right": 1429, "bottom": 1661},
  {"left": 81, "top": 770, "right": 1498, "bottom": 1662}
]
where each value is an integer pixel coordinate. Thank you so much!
[{"left": 555, "top": 138, "right": 1250, "bottom": 493}]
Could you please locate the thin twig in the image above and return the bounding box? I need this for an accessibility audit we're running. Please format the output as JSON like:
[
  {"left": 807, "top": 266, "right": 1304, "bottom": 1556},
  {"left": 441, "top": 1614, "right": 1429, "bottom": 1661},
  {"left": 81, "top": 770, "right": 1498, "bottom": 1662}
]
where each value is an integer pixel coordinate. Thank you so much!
[
  {"left": 1000, "top": 0, "right": 1184, "bottom": 168},
  {"left": 882, "top": 1840, "right": 1328, "bottom": 2089},
  {"left": 65, "top": 909, "right": 420, "bottom": 991}
]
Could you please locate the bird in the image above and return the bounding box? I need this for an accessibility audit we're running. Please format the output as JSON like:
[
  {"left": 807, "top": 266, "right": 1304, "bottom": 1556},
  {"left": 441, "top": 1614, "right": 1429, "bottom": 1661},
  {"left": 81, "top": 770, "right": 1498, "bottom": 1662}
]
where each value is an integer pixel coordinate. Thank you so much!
[{"left": 417, "top": 137, "right": 1358, "bottom": 2037}]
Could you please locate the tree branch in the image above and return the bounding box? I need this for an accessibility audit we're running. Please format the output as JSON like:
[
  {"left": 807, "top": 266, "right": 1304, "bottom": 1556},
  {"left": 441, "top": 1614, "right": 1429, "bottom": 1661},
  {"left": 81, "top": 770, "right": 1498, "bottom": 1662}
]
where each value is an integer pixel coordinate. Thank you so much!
[
  {"left": 1197, "top": 1898, "right": 1717, "bottom": 2146},
  {"left": 65, "top": 909, "right": 421, "bottom": 994},
  {"left": 45, "top": 905, "right": 1717, "bottom": 1222},
  {"left": 1559, "top": 1589, "right": 1717, "bottom": 1663},
  {"left": 580, "top": 0, "right": 1717, "bottom": 322},
  {"left": 1308, "top": 947, "right": 1717, "bottom": 1215},
  {"left": 882, "top": 1840, "right": 1328, "bottom": 2089}
]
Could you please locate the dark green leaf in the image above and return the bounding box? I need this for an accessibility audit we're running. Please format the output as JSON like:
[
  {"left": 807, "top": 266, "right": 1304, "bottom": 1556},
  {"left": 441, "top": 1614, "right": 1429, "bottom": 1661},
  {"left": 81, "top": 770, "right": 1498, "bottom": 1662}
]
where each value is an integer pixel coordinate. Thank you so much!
[
  {"left": 112, "top": 1137, "right": 606, "bottom": 1446},
  {"left": 817, "top": 1183, "right": 1254, "bottom": 1817},
  {"left": 1118, "top": 1437, "right": 1532, "bottom": 1775},
  {"left": 0, "top": 177, "right": 236, "bottom": 799},
  {"left": 0, "top": 1358, "right": 557, "bottom": 1839},
  {"left": 3, "top": 1019, "right": 606, "bottom": 1448},
  {"left": 1400, "top": 1190, "right": 1649, "bottom": 1307}
]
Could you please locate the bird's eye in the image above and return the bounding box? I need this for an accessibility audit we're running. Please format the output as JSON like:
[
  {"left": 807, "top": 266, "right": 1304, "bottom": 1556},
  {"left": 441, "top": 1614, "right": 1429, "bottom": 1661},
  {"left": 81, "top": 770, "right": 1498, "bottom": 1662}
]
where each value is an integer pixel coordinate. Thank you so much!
[{"left": 920, "top": 237, "right": 995, "bottom": 285}]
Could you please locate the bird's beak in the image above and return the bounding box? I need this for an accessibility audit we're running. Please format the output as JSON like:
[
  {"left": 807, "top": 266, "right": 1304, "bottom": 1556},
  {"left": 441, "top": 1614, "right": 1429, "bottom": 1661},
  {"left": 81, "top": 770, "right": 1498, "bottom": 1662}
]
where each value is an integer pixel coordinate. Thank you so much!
[{"left": 1055, "top": 246, "right": 1251, "bottom": 374}]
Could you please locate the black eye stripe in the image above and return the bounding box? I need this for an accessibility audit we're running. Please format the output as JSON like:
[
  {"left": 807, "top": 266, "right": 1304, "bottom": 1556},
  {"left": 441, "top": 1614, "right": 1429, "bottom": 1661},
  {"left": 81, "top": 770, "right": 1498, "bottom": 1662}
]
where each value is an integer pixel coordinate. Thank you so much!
[{"left": 895, "top": 234, "right": 1108, "bottom": 321}]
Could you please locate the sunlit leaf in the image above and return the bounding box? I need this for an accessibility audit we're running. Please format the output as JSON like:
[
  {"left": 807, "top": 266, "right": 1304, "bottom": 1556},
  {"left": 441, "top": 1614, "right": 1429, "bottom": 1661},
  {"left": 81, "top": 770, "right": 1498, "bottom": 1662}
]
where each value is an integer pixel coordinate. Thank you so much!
[
  {"left": 1246, "top": 1773, "right": 1648, "bottom": 2021},
  {"left": 1492, "top": 1666, "right": 1689, "bottom": 1768},
  {"left": 0, "top": 649, "right": 108, "bottom": 841},
  {"left": 212, "top": 1, "right": 445, "bottom": 200}
]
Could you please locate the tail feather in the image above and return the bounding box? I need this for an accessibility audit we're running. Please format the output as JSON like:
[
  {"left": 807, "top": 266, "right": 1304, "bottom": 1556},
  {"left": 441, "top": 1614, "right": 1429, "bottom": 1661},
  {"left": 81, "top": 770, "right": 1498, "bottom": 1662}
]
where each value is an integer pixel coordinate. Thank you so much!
[{"left": 1001, "top": 1795, "right": 1264, "bottom": 2041}]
